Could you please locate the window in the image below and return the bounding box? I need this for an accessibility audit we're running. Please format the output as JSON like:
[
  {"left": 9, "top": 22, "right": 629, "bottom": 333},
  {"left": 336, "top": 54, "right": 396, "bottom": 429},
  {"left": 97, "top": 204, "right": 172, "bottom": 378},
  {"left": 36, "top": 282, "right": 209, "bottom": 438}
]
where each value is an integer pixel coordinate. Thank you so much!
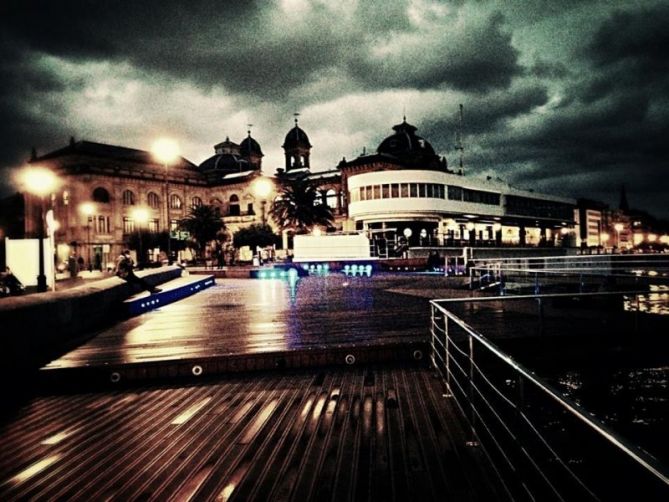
[
  {"left": 463, "top": 189, "right": 501, "bottom": 205},
  {"left": 169, "top": 194, "right": 182, "bottom": 209},
  {"left": 123, "top": 217, "right": 134, "bottom": 234},
  {"left": 122, "top": 190, "right": 135, "bottom": 205},
  {"left": 426, "top": 184, "right": 434, "bottom": 198},
  {"left": 373, "top": 185, "right": 381, "bottom": 199},
  {"left": 62, "top": 190, "right": 70, "bottom": 206},
  {"left": 401, "top": 184, "right": 409, "bottom": 198},
  {"left": 92, "top": 187, "right": 110, "bottom": 203},
  {"left": 148, "top": 192, "right": 160, "bottom": 209},
  {"left": 410, "top": 184, "right": 418, "bottom": 197},
  {"left": 365, "top": 186, "right": 372, "bottom": 200},
  {"left": 382, "top": 185, "right": 390, "bottom": 199},
  {"left": 448, "top": 186, "right": 463, "bottom": 201},
  {"left": 391, "top": 184, "right": 399, "bottom": 198},
  {"left": 229, "top": 194, "right": 240, "bottom": 216},
  {"left": 437, "top": 184, "right": 445, "bottom": 199},
  {"left": 247, "top": 203, "right": 255, "bottom": 215},
  {"left": 96, "top": 215, "right": 110, "bottom": 234},
  {"left": 419, "top": 184, "right": 426, "bottom": 197},
  {"left": 149, "top": 219, "right": 159, "bottom": 233},
  {"left": 192, "top": 196, "right": 203, "bottom": 208},
  {"left": 326, "top": 189, "right": 337, "bottom": 208}
]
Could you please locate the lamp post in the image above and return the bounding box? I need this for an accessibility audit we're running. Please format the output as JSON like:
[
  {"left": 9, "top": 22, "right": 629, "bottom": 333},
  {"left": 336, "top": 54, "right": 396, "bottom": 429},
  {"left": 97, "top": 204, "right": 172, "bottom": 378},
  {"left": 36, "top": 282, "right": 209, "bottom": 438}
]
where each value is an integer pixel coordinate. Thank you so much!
[
  {"left": 614, "top": 223, "right": 624, "bottom": 251},
  {"left": 132, "top": 207, "right": 150, "bottom": 268},
  {"left": 253, "top": 177, "right": 272, "bottom": 225},
  {"left": 152, "top": 138, "right": 179, "bottom": 264},
  {"left": 22, "top": 166, "right": 58, "bottom": 292},
  {"left": 79, "top": 202, "right": 95, "bottom": 271}
]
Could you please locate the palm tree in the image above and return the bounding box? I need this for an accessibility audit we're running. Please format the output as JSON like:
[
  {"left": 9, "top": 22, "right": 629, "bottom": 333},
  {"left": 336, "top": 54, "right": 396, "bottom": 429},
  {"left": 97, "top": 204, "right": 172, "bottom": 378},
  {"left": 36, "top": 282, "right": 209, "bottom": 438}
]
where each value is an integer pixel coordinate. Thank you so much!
[
  {"left": 178, "top": 205, "right": 225, "bottom": 260},
  {"left": 269, "top": 177, "right": 334, "bottom": 233}
]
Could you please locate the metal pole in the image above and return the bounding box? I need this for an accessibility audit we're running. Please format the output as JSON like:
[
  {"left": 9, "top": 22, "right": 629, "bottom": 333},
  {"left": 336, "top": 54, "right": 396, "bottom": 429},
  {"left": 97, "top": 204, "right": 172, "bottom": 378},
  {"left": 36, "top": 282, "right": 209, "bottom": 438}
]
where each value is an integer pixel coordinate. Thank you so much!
[
  {"left": 444, "top": 315, "right": 452, "bottom": 396},
  {"left": 165, "top": 163, "right": 171, "bottom": 264},
  {"left": 87, "top": 218, "right": 92, "bottom": 271},
  {"left": 36, "top": 197, "right": 47, "bottom": 292},
  {"left": 466, "top": 336, "right": 479, "bottom": 446},
  {"left": 261, "top": 199, "right": 267, "bottom": 225}
]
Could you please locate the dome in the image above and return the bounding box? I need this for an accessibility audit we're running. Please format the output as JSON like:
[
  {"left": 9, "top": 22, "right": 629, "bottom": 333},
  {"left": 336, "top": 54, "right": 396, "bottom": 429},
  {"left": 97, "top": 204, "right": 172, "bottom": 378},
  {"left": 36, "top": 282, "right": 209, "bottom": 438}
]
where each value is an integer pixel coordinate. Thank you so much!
[
  {"left": 283, "top": 125, "right": 311, "bottom": 149},
  {"left": 239, "top": 135, "right": 263, "bottom": 156},
  {"left": 199, "top": 153, "right": 248, "bottom": 173},
  {"left": 377, "top": 119, "right": 437, "bottom": 159}
]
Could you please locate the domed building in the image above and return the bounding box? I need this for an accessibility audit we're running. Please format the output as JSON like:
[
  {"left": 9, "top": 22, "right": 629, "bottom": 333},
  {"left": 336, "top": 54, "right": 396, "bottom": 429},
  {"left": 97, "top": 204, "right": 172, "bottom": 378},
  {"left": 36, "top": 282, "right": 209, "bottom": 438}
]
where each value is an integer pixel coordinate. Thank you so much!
[
  {"left": 376, "top": 118, "right": 447, "bottom": 171},
  {"left": 337, "top": 118, "right": 575, "bottom": 248},
  {"left": 282, "top": 117, "right": 312, "bottom": 172}
]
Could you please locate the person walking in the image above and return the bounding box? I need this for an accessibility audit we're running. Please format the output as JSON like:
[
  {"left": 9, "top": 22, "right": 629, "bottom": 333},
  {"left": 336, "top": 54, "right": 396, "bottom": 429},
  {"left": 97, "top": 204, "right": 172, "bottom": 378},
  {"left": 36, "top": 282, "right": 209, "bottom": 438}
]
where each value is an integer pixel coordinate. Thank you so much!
[{"left": 115, "top": 250, "right": 161, "bottom": 294}]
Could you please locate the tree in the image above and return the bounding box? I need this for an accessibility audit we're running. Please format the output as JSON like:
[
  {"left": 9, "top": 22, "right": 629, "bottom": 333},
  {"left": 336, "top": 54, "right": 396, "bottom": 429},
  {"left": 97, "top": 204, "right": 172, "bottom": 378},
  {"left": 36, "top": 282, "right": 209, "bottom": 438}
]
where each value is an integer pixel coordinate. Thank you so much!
[
  {"left": 233, "top": 224, "right": 280, "bottom": 249},
  {"left": 269, "top": 177, "right": 334, "bottom": 234},
  {"left": 178, "top": 205, "right": 225, "bottom": 259}
]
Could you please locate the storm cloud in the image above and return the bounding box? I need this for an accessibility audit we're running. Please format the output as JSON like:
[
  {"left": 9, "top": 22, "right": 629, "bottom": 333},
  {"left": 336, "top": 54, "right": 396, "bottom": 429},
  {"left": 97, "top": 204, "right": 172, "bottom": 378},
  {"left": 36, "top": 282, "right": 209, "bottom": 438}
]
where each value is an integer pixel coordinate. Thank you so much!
[{"left": 1, "top": 0, "right": 667, "bottom": 217}]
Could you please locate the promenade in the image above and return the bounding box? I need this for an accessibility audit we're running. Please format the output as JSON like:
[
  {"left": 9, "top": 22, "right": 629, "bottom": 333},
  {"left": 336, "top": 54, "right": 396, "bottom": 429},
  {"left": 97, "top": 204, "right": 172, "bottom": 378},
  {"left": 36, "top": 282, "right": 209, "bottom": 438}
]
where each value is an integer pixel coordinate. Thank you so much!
[{"left": 0, "top": 272, "right": 505, "bottom": 501}]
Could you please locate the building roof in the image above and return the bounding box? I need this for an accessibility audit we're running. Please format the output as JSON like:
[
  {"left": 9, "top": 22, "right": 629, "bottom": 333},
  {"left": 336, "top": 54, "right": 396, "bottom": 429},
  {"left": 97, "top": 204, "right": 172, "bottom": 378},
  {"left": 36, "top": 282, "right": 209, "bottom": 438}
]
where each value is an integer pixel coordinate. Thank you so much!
[
  {"left": 282, "top": 125, "right": 311, "bottom": 149},
  {"left": 376, "top": 119, "right": 441, "bottom": 167},
  {"left": 34, "top": 140, "right": 197, "bottom": 170},
  {"left": 239, "top": 134, "right": 264, "bottom": 156},
  {"left": 199, "top": 153, "right": 249, "bottom": 173}
]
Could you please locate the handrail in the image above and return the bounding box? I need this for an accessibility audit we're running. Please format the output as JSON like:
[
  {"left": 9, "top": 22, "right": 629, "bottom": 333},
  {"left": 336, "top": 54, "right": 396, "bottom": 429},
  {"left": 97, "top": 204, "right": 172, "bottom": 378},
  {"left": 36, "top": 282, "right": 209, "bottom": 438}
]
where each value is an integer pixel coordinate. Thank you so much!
[{"left": 430, "top": 292, "right": 669, "bottom": 499}]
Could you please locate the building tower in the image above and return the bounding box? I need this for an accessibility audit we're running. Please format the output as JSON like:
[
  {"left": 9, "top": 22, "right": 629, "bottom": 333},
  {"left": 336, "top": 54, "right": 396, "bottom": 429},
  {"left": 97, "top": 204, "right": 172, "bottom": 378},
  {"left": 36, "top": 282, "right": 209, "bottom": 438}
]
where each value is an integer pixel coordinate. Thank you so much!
[
  {"left": 239, "top": 128, "right": 263, "bottom": 171},
  {"left": 282, "top": 115, "right": 312, "bottom": 171}
]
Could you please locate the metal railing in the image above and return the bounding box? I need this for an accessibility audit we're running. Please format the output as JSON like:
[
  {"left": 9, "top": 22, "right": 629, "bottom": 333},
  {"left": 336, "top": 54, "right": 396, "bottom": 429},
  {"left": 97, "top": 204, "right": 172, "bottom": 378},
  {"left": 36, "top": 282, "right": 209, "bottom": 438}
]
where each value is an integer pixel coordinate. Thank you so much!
[
  {"left": 468, "top": 255, "right": 669, "bottom": 294},
  {"left": 430, "top": 292, "right": 669, "bottom": 501}
]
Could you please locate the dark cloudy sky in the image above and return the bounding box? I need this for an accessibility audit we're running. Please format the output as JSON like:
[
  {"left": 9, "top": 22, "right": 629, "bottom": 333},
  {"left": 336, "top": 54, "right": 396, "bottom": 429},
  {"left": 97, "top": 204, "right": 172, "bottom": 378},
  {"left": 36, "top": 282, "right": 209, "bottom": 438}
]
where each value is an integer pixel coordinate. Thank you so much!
[{"left": 1, "top": 0, "right": 668, "bottom": 217}]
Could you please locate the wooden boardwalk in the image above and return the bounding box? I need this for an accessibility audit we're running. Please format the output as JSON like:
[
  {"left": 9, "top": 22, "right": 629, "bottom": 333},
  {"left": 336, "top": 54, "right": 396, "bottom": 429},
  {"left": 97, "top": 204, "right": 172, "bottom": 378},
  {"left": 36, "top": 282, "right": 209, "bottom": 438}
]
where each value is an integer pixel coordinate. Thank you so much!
[
  {"left": 44, "top": 275, "right": 445, "bottom": 371},
  {"left": 0, "top": 366, "right": 504, "bottom": 501}
]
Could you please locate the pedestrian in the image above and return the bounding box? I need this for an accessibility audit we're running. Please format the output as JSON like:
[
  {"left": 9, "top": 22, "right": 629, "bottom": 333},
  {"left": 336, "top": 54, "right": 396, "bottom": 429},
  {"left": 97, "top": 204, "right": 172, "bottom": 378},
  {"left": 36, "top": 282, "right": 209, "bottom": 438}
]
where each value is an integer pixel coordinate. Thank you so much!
[
  {"left": 77, "top": 255, "right": 85, "bottom": 272},
  {"left": 68, "top": 253, "right": 79, "bottom": 278},
  {"left": 115, "top": 250, "right": 161, "bottom": 294}
]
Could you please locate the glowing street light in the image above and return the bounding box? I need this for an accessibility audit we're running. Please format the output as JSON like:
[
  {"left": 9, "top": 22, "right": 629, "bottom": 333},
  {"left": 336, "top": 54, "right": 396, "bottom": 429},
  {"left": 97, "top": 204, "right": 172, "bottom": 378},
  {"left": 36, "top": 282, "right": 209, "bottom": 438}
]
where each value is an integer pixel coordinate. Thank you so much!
[
  {"left": 21, "top": 166, "right": 58, "bottom": 292},
  {"left": 79, "top": 202, "right": 95, "bottom": 271},
  {"left": 253, "top": 177, "right": 272, "bottom": 225},
  {"left": 132, "top": 206, "right": 150, "bottom": 267},
  {"left": 614, "top": 223, "right": 624, "bottom": 250},
  {"left": 152, "top": 138, "right": 179, "bottom": 264}
]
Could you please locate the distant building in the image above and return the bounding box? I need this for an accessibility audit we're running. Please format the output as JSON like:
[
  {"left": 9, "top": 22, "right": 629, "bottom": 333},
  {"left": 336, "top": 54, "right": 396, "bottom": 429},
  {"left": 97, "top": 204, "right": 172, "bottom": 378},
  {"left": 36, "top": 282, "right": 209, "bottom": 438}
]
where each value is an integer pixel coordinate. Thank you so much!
[{"left": 6, "top": 116, "right": 591, "bottom": 267}]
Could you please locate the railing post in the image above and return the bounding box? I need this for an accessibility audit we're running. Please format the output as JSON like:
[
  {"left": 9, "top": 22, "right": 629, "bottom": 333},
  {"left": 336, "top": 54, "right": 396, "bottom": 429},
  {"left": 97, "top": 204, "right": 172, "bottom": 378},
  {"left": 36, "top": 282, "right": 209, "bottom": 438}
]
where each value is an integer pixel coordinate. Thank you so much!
[
  {"left": 444, "top": 315, "right": 452, "bottom": 397},
  {"left": 466, "top": 336, "right": 479, "bottom": 446}
]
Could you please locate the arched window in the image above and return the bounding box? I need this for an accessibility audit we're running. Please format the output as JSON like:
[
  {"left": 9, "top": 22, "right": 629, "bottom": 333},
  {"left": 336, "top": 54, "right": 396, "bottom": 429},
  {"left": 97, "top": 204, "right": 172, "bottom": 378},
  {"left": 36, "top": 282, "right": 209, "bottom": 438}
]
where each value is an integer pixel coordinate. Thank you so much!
[
  {"left": 326, "top": 189, "right": 337, "bottom": 209},
  {"left": 229, "top": 194, "right": 240, "bottom": 216},
  {"left": 148, "top": 192, "right": 160, "bottom": 209},
  {"left": 169, "top": 194, "right": 182, "bottom": 209},
  {"left": 192, "top": 196, "right": 203, "bottom": 208},
  {"left": 92, "top": 187, "right": 110, "bottom": 203},
  {"left": 122, "top": 189, "right": 135, "bottom": 205}
]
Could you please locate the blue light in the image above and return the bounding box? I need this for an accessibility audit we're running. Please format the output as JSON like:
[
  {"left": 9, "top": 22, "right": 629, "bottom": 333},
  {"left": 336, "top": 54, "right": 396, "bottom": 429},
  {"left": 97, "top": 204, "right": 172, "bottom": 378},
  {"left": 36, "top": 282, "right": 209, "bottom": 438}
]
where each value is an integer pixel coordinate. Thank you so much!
[
  {"left": 302, "top": 264, "right": 309, "bottom": 270},
  {"left": 351, "top": 264, "right": 358, "bottom": 274},
  {"left": 288, "top": 267, "right": 298, "bottom": 279},
  {"left": 280, "top": 270, "right": 286, "bottom": 277},
  {"left": 259, "top": 271, "right": 266, "bottom": 279},
  {"left": 270, "top": 271, "right": 277, "bottom": 278},
  {"left": 316, "top": 264, "right": 322, "bottom": 271},
  {"left": 323, "top": 264, "right": 329, "bottom": 271},
  {"left": 344, "top": 264, "right": 350, "bottom": 274},
  {"left": 365, "top": 264, "right": 372, "bottom": 276}
]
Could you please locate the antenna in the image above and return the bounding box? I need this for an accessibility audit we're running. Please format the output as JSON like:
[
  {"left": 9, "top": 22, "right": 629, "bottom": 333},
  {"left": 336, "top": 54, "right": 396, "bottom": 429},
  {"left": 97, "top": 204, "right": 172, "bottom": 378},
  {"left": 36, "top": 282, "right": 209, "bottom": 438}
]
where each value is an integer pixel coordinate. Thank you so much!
[
  {"left": 247, "top": 123, "right": 253, "bottom": 136},
  {"left": 402, "top": 105, "right": 406, "bottom": 122},
  {"left": 455, "top": 104, "right": 464, "bottom": 176},
  {"left": 294, "top": 112, "right": 300, "bottom": 127}
]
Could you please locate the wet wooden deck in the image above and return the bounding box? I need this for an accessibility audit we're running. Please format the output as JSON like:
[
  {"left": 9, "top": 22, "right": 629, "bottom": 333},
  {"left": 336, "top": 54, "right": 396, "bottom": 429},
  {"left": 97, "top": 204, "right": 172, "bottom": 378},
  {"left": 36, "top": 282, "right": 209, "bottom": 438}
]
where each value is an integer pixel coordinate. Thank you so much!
[
  {"left": 0, "top": 366, "right": 504, "bottom": 501},
  {"left": 43, "top": 275, "right": 454, "bottom": 380}
]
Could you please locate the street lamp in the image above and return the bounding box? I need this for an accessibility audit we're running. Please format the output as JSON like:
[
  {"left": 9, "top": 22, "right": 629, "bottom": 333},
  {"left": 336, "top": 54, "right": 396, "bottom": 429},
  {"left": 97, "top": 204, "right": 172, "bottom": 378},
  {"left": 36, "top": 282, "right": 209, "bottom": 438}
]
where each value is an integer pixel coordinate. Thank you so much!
[
  {"left": 79, "top": 202, "right": 95, "bottom": 271},
  {"left": 152, "top": 138, "right": 179, "bottom": 264},
  {"left": 253, "top": 177, "right": 272, "bottom": 225},
  {"left": 614, "top": 223, "right": 624, "bottom": 250},
  {"left": 132, "top": 206, "right": 150, "bottom": 268},
  {"left": 21, "top": 166, "right": 58, "bottom": 292}
]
